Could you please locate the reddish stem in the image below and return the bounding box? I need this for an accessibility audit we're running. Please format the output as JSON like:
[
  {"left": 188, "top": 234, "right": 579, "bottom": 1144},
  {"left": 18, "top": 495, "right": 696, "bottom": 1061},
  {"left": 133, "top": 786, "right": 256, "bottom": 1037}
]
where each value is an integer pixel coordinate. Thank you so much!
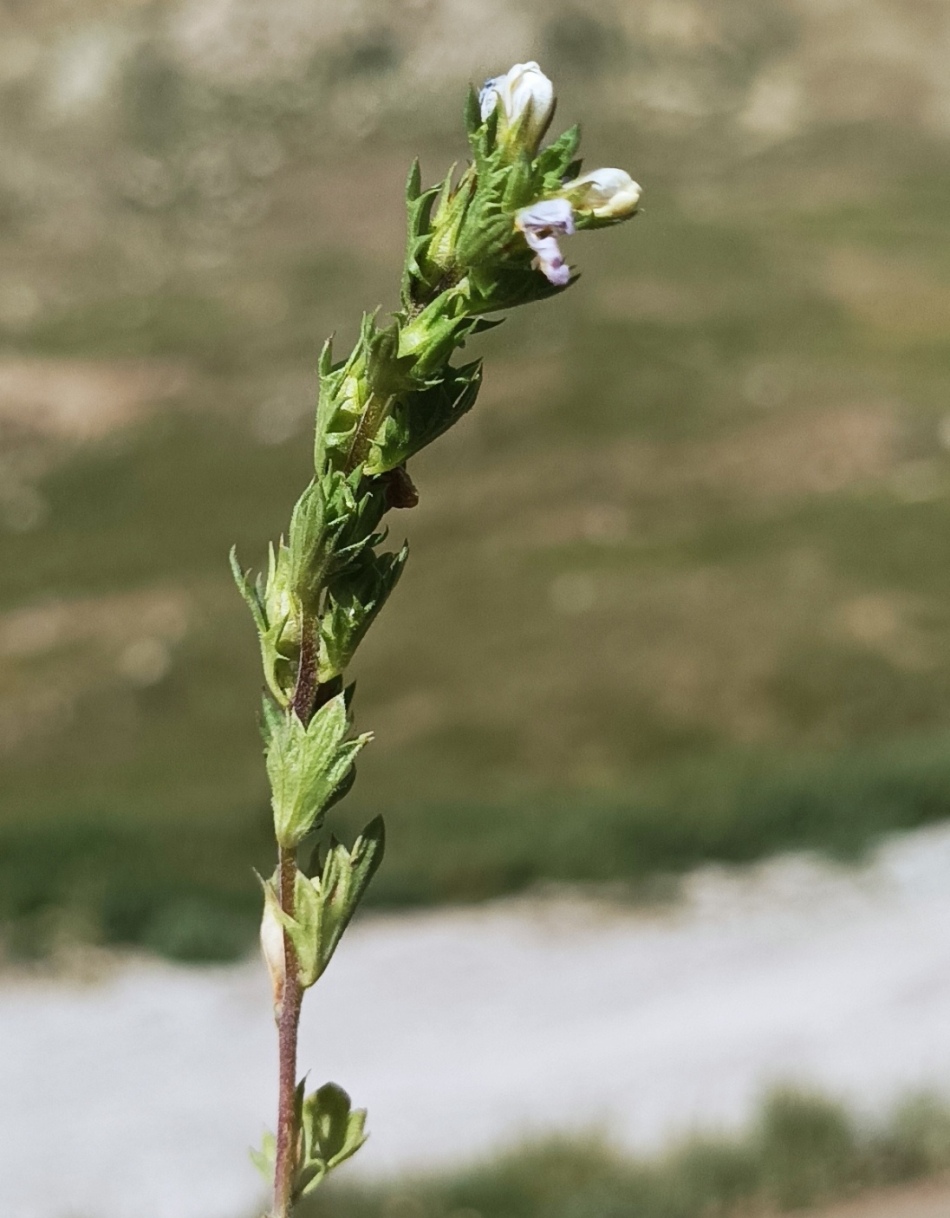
[{"left": 272, "top": 846, "right": 303, "bottom": 1218}]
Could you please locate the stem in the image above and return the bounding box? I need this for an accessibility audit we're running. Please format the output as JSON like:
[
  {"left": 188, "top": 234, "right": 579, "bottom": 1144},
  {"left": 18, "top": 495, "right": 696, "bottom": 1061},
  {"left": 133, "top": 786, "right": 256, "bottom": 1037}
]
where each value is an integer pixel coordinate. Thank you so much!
[
  {"left": 273, "top": 845, "right": 303, "bottom": 1218},
  {"left": 291, "top": 620, "right": 319, "bottom": 724},
  {"left": 274, "top": 619, "right": 322, "bottom": 1217}
]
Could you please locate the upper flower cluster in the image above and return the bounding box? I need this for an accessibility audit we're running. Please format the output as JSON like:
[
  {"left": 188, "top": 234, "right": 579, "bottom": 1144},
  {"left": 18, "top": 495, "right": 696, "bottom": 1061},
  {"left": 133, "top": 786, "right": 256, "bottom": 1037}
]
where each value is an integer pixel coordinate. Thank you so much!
[{"left": 478, "top": 61, "right": 641, "bottom": 286}]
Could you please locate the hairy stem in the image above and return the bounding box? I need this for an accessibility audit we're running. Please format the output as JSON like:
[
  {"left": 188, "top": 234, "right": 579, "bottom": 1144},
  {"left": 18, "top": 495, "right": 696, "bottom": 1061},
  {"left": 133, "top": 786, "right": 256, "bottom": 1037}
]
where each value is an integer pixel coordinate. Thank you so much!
[{"left": 273, "top": 845, "right": 303, "bottom": 1218}]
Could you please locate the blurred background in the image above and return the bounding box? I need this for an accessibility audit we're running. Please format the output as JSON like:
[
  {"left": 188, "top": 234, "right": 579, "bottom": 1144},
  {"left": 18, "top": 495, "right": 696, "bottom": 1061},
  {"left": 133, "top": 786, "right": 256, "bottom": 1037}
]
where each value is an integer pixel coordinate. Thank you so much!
[{"left": 3, "top": 1, "right": 950, "bottom": 1216}]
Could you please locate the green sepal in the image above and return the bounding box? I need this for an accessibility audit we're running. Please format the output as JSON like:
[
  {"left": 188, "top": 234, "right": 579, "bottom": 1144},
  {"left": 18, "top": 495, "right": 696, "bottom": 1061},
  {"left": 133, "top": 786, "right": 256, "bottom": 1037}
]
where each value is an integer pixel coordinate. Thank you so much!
[
  {"left": 402, "top": 159, "right": 442, "bottom": 307},
  {"left": 396, "top": 288, "right": 479, "bottom": 379},
  {"left": 424, "top": 167, "right": 475, "bottom": 277},
  {"left": 501, "top": 154, "right": 536, "bottom": 213},
  {"left": 405, "top": 156, "right": 422, "bottom": 204},
  {"left": 295, "top": 1083, "right": 368, "bottom": 1198},
  {"left": 453, "top": 154, "right": 516, "bottom": 267},
  {"left": 463, "top": 83, "right": 482, "bottom": 136},
  {"left": 317, "top": 314, "right": 415, "bottom": 474},
  {"left": 318, "top": 546, "right": 409, "bottom": 682},
  {"left": 266, "top": 693, "right": 372, "bottom": 848},
  {"left": 571, "top": 206, "right": 641, "bottom": 233},
  {"left": 536, "top": 124, "right": 582, "bottom": 189},
  {"left": 467, "top": 101, "right": 499, "bottom": 162}
]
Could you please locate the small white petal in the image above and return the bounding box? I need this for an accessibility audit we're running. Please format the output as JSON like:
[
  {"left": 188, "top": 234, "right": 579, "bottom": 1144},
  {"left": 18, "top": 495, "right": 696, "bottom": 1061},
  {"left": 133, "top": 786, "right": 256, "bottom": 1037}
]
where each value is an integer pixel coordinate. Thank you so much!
[
  {"left": 479, "top": 76, "right": 503, "bottom": 121},
  {"left": 561, "top": 168, "right": 641, "bottom": 220},
  {"left": 515, "top": 197, "right": 575, "bottom": 236},
  {"left": 479, "top": 61, "right": 555, "bottom": 152}
]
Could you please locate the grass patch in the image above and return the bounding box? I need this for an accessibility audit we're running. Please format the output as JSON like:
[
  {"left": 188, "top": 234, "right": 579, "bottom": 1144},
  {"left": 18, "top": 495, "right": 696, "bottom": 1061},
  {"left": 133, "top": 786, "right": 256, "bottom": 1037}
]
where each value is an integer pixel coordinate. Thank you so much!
[
  {"left": 4, "top": 734, "right": 950, "bottom": 960},
  {"left": 304, "top": 1090, "right": 950, "bottom": 1218}
]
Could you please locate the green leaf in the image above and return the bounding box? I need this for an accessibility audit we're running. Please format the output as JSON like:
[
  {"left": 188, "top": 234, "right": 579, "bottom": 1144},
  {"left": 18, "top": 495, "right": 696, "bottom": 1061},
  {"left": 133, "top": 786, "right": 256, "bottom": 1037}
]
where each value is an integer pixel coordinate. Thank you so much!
[
  {"left": 316, "top": 817, "right": 385, "bottom": 970},
  {"left": 249, "top": 1129, "right": 276, "bottom": 1181},
  {"left": 295, "top": 1083, "right": 368, "bottom": 1197},
  {"left": 280, "top": 818, "right": 385, "bottom": 988},
  {"left": 287, "top": 480, "right": 328, "bottom": 609},
  {"left": 229, "top": 546, "right": 266, "bottom": 635},
  {"left": 260, "top": 693, "right": 283, "bottom": 747},
  {"left": 364, "top": 361, "right": 482, "bottom": 475},
  {"left": 230, "top": 545, "right": 296, "bottom": 706},
  {"left": 536, "top": 123, "right": 581, "bottom": 185},
  {"left": 318, "top": 547, "right": 409, "bottom": 681},
  {"left": 463, "top": 83, "right": 482, "bottom": 136},
  {"left": 266, "top": 695, "right": 372, "bottom": 847}
]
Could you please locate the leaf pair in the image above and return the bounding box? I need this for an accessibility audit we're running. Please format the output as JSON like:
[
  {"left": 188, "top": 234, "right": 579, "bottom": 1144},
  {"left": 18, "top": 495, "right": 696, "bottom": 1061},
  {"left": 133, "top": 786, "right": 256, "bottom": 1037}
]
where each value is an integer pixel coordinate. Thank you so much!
[
  {"left": 265, "top": 693, "right": 371, "bottom": 848},
  {"left": 251, "top": 1082, "right": 367, "bottom": 1199},
  {"left": 263, "top": 817, "right": 385, "bottom": 990}
]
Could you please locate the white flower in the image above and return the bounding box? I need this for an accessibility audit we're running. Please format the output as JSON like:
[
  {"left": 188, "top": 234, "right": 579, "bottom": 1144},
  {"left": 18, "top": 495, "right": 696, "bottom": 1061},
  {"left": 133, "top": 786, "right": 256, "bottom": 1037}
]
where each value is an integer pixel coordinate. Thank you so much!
[
  {"left": 479, "top": 61, "right": 555, "bottom": 153},
  {"left": 515, "top": 197, "right": 575, "bottom": 286},
  {"left": 561, "top": 168, "right": 641, "bottom": 221}
]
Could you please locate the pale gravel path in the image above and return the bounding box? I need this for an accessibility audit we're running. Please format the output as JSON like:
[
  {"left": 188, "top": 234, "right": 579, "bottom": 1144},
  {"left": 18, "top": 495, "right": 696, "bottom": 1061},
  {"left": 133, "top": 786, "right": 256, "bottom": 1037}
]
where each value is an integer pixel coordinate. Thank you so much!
[{"left": 3, "top": 824, "right": 950, "bottom": 1218}]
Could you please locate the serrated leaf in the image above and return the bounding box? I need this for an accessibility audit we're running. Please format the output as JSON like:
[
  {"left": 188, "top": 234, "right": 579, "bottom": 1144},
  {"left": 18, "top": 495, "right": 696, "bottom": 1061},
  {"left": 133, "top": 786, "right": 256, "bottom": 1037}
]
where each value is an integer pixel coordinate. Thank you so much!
[
  {"left": 536, "top": 123, "right": 581, "bottom": 182},
  {"left": 229, "top": 546, "right": 267, "bottom": 635},
  {"left": 405, "top": 156, "right": 422, "bottom": 203},
  {"left": 287, "top": 480, "right": 328, "bottom": 608},
  {"left": 266, "top": 695, "right": 372, "bottom": 847},
  {"left": 316, "top": 817, "right": 385, "bottom": 971},
  {"left": 318, "top": 546, "right": 408, "bottom": 681},
  {"left": 230, "top": 546, "right": 295, "bottom": 706},
  {"left": 281, "top": 817, "right": 385, "bottom": 988},
  {"left": 296, "top": 1083, "right": 368, "bottom": 1198},
  {"left": 260, "top": 693, "right": 283, "bottom": 747},
  {"left": 364, "top": 361, "right": 482, "bottom": 474}
]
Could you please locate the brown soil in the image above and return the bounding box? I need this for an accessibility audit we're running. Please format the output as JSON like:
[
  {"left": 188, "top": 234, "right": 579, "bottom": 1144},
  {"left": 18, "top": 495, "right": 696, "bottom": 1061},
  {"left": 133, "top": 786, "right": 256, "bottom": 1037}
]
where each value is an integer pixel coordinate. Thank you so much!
[{"left": 797, "top": 1173, "right": 950, "bottom": 1218}]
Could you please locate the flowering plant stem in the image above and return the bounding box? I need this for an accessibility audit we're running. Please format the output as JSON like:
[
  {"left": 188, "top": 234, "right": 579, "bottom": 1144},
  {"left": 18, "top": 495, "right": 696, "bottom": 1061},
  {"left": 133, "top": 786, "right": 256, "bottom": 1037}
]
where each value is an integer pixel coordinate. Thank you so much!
[
  {"left": 231, "top": 61, "right": 641, "bottom": 1218},
  {"left": 274, "top": 846, "right": 303, "bottom": 1218}
]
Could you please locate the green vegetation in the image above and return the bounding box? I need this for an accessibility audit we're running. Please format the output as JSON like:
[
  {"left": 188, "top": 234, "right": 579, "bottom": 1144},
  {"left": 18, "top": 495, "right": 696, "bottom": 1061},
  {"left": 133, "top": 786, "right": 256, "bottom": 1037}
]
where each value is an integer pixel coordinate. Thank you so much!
[
  {"left": 303, "top": 1090, "right": 950, "bottom": 1218},
  {"left": 4, "top": 5, "right": 950, "bottom": 959}
]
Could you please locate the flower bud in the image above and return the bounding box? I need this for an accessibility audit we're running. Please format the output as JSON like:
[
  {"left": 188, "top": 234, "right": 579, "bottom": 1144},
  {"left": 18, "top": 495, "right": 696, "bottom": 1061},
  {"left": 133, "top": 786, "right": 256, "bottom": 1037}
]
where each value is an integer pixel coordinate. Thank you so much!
[
  {"left": 260, "top": 885, "right": 286, "bottom": 1017},
  {"left": 479, "top": 61, "right": 555, "bottom": 155},
  {"left": 561, "top": 168, "right": 641, "bottom": 221}
]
